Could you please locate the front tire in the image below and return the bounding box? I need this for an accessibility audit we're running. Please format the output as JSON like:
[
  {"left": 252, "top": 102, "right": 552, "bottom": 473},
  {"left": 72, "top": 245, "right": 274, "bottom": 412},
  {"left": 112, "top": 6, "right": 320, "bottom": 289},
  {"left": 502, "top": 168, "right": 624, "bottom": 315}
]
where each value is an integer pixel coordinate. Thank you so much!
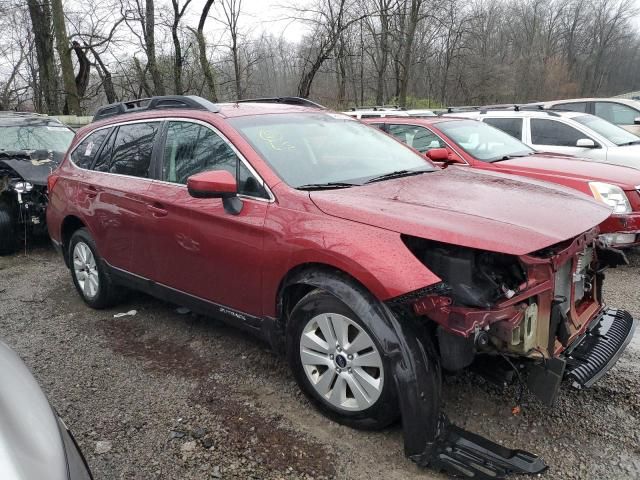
[
  {"left": 69, "top": 228, "right": 121, "bottom": 309},
  {"left": 287, "top": 289, "right": 399, "bottom": 429},
  {"left": 0, "top": 200, "right": 18, "bottom": 255}
]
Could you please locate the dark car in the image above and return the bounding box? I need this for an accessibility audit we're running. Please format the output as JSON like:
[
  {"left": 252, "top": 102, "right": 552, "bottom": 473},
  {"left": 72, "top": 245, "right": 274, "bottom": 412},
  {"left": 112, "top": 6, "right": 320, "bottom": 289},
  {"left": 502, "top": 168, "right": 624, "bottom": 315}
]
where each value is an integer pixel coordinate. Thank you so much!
[
  {"left": 0, "top": 112, "right": 74, "bottom": 254},
  {"left": 0, "top": 339, "right": 92, "bottom": 480},
  {"left": 46, "top": 96, "right": 635, "bottom": 478}
]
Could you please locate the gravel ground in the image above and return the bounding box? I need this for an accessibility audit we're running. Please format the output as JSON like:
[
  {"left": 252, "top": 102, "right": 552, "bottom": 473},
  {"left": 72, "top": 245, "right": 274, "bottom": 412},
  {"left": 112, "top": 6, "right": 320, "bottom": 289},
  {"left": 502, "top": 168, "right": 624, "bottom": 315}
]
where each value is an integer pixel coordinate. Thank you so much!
[{"left": 0, "top": 244, "right": 638, "bottom": 480}]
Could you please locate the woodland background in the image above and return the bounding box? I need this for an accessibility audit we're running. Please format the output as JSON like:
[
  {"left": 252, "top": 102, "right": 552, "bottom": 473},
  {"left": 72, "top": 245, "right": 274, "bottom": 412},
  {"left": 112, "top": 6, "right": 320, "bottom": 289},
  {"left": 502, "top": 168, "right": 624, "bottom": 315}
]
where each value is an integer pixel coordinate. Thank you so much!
[{"left": 1, "top": 0, "right": 639, "bottom": 114}]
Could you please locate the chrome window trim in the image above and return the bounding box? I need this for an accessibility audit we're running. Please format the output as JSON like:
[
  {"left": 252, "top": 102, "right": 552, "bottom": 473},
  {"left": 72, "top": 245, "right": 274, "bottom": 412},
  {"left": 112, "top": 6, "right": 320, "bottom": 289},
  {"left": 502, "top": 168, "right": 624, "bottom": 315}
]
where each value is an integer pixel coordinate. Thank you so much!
[{"left": 67, "top": 117, "right": 275, "bottom": 203}]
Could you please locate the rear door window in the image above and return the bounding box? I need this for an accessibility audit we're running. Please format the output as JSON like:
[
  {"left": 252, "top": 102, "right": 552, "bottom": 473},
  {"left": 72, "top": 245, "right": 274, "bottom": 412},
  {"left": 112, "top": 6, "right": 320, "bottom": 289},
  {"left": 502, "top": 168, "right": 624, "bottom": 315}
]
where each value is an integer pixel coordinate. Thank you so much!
[
  {"left": 387, "top": 124, "right": 444, "bottom": 153},
  {"left": 594, "top": 102, "right": 639, "bottom": 125},
  {"left": 162, "top": 121, "right": 269, "bottom": 199},
  {"left": 71, "top": 128, "right": 112, "bottom": 169},
  {"left": 93, "top": 122, "right": 160, "bottom": 177},
  {"left": 530, "top": 119, "right": 585, "bottom": 147},
  {"left": 483, "top": 118, "right": 523, "bottom": 141}
]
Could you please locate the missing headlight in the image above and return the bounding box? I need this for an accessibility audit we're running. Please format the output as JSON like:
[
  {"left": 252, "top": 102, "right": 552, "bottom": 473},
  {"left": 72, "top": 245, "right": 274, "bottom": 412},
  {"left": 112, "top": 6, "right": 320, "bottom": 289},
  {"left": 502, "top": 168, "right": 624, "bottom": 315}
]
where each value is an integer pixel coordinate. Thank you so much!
[{"left": 401, "top": 235, "right": 527, "bottom": 308}]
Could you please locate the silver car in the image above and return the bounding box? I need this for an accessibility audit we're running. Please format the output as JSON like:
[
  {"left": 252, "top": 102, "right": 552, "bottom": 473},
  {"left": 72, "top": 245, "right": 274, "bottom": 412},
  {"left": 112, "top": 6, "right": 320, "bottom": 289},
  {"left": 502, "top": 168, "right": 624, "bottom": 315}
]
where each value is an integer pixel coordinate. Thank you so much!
[
  {"left": 448, "top": 108, "right": 640, "bottom": 170},
  {"left": 0, "top": 339, "right": 92, "bottom": 480}
]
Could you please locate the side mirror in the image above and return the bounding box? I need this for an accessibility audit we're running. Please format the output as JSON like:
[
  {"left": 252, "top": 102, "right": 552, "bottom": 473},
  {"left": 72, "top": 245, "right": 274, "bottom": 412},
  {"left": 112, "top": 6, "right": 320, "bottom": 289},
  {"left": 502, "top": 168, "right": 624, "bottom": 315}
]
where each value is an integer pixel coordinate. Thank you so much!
[
  {"left": 187, "top": 170, "right": 237, "bottom": 199},
  {"left": 576, "top": 138, "right": 597, "bottom": 148},
  {"left": 426, "top": 148, "right": 450, "bottom": 161},
  {"left": 187, "top": 170, "right": 243, "bottom": 215},
  {"left": 634, "top": 117, "right": 640, "bottom": 125}
]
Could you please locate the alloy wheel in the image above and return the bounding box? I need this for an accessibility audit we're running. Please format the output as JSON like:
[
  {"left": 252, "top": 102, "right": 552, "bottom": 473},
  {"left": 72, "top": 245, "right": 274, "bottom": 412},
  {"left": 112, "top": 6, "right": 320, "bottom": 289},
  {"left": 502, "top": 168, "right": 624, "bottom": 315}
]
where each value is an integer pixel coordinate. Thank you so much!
[
  {"left": 299, "top": 313, "right": 384, "bottom": 412},
  {"left": 73, "top": 242, "right": 99, "bottom": 299}
]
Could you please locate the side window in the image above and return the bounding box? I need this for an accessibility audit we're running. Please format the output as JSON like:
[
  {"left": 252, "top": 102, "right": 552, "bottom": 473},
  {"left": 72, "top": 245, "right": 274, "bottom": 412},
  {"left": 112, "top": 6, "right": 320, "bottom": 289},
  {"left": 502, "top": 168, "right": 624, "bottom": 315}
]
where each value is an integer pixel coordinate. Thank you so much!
[
  {"left": 93, "top": 122, "right": 160, "bottom": 177},
  {"left": 483, "top": 118, "right": 523, "bottom": 141},
  {"left": 530, "top": 119, "right": 585, "bottom": 147},
  {"left": 388, "top": 124, "right": 444, "bottom": 153},
  {"left": 163, "top": 121, "right": 268, "bottom": 199},
  {"left": 594, "top": 102, "right": 639, "bottom": 125},
  {"left": 70, "top": 128, "right": 112, "bottom": 169},
  {"left": 554, "top": 102, "right": 588, "bottom": 113}
]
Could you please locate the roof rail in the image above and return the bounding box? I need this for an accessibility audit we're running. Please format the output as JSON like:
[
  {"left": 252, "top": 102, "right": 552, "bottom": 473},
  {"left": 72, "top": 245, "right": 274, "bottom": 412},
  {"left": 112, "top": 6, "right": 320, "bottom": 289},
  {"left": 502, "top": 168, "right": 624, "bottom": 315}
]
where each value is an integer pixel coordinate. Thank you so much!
[
  {"left": 92, "top": 95, "right": 221, "bottom": 122},
  {"left": 348, "top": 105, "right": 403, "bottom": 111},
  {"left": 475, "top": 104, "right": 561, "bottom": 117},
  {"left": 0, "top": 111, "right": 49, "bottom": 118},
  {"left": 235, "top": 97, "right": 326, "bottom": 109},
  {"left": 446, "top": 106, "right": 481, "bottom": 113}
]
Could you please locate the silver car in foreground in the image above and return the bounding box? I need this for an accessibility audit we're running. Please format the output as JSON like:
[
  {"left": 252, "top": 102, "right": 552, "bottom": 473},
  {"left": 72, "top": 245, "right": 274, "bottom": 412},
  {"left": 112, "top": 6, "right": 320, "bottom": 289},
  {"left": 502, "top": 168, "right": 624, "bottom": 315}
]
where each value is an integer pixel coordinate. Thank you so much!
[{"left": 0, "top": 340, "right": 91, "bottom": 480}]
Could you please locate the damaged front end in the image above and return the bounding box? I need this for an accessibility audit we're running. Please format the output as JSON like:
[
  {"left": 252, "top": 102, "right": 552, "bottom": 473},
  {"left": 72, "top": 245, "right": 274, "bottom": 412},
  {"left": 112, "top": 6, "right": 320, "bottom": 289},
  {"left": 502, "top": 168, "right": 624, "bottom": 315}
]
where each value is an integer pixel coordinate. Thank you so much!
[
  {"left": 388, "top": 229, "right": 636, "bottom": 478},
  {"left": 0, "top": 150, "right": 60, "bottom": 252},
  {"left": 402, "top": 229, "right": 635, "bottom": 403}
]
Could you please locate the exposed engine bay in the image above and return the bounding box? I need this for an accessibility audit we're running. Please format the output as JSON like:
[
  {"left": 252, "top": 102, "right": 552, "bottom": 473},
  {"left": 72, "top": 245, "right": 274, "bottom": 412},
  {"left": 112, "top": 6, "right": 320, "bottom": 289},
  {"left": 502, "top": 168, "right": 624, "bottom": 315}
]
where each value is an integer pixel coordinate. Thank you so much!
[
  {"left": 399, "top": 231, "right": 635, "bottom": 406},
  {"left": 0, "top": 150, "right": 61, "bottom": 252}
]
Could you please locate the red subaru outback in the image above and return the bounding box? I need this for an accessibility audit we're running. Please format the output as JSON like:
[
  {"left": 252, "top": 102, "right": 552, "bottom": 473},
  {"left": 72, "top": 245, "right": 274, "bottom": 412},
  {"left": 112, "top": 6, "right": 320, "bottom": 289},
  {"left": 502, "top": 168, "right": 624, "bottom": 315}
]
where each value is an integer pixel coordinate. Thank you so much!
[{"left": 47, "top": 96, "right": 636, "bottom": 478}]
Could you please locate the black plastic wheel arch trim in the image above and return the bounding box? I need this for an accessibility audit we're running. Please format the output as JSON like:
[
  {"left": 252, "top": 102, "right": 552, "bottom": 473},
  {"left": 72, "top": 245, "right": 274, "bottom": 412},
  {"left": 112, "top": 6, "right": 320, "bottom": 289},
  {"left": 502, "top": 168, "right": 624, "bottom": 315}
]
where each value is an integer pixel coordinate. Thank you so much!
[{"left": 282, "top": 268, "right": 547, "bottom": 478}]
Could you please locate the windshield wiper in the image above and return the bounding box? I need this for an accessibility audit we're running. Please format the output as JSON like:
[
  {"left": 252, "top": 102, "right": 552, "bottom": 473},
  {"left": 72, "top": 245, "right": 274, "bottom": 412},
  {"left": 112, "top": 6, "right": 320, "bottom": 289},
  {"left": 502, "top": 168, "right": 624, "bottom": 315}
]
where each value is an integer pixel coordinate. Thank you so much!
[
  {"left": 619, "top": 140, "right": 640, "bottom": 146},
  {"left": 490, "top": 153, "right": 533, "bottom": 162},
  {"left": 365, "top": 168, "right": 431, "bottom": 184},
  {"left": 297, "top": 182, "right": 360, "bottom": 191}
]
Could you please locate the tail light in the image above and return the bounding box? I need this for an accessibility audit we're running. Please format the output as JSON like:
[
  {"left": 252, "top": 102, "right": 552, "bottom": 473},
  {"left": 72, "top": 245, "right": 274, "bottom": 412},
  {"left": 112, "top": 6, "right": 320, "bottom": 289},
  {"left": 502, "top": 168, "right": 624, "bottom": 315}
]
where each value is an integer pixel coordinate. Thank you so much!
[{"left": 47, "top": 173, "right": 60, "bottom": 194}]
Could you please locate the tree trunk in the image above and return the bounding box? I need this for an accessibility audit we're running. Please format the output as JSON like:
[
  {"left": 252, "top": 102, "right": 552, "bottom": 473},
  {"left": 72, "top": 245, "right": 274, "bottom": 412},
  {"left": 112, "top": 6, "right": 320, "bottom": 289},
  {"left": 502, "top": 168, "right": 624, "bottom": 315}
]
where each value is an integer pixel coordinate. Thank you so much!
[
  {"left": 145, "top": 0, "right": 165, "bottom": 96},
  {"left": 193, "top": 0, "right": 217, "bottom": 101},
  {"left": 26, "top": 0, "right": 60, "bottom": 114},
  {"left": 51, "top": 0, "right": 80, "bottom": 115},
  {"left": 72, "top": 42, "right": 91, "bottom": 98},
  {"left": 90, "top": 47, "right": 118, "bottom": 103},
  {"left": 398, "top": 0, "right": 421, "bottom": 108}
]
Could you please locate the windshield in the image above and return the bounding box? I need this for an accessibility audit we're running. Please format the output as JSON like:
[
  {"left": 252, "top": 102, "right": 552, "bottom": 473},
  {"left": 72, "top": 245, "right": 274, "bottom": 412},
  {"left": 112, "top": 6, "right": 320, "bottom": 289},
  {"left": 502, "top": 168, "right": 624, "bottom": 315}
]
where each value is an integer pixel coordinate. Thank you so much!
[
  {"left": 0, "top": 121, "right": 74, "bottom": 152},
  {"left": 229, "top": 113, "right": 434, "bottom": 188},
  {"left": 437, "top": 120, "right": 534, "bottom": 162},
  {"left": 572, "top": 114, "right": 640, "bottom": 146}
]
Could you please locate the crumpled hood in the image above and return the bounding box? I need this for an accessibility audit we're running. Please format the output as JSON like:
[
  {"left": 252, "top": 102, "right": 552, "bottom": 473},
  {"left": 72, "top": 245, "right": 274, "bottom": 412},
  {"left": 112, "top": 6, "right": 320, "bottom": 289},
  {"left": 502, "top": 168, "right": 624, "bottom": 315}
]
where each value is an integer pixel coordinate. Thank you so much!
[
  {"left": 310, "top": 168, "right": 612, "bottom": 255},
  {"left": 499, "top": 152, "right": 640, "bottom": 187},
  {"left": 0, "top": 340, "right": 67, "bottom": 480},
  {"left": 0, "top": 150, "right": 63, "bottom": 185}
]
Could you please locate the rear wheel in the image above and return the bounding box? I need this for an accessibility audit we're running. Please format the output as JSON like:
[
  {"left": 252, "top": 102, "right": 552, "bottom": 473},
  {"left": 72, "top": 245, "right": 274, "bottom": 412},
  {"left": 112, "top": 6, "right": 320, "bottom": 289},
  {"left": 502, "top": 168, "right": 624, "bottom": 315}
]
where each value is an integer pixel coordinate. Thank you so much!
[
  {"left": 0, "top": 200, "right": 17, "bottom": 255},
  {"left": 288, "top": 289, "right": 399, "bottom": 429},
  {"left": 69, "top": 228, "right": 122, "bottom": 309}
]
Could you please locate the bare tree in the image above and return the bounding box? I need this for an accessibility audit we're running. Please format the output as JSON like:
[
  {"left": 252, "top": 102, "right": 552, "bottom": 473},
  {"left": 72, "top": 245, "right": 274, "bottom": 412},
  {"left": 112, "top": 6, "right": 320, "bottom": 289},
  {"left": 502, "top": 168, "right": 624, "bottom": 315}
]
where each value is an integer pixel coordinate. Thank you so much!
[
  {"left": 170, "top": 0, "right": 193, "bottom": 94},
  {"left": 190, "top": 0, "right": 218, "bottom": 101}
]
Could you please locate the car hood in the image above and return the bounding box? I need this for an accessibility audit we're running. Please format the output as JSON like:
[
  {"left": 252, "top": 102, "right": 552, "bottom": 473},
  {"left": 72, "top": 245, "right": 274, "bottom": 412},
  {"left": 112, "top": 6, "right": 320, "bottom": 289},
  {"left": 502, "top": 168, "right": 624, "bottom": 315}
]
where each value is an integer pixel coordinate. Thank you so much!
[
  {"left": 495, "top": 153, "right": 640, "bottom": 189},
  {"left": 0, "top": 150, "right": 63, "bottom": 185},
  {"left": 309, "top": 168, "right": 612, "bottom": 255},
  {"left": 0, "top": 340, "right": 68, "bottom": 480}
]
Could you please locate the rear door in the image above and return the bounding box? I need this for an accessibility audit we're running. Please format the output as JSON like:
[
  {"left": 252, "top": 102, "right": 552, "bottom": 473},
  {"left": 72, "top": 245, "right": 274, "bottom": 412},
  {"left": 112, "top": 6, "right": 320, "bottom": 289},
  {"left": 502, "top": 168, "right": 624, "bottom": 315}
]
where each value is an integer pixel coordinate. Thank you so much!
[
  {"left": 79, "top": 120, "right": 162, "bottom": 277},
  {"left": 145, "top": 119, "right": 271, "bottom": 317}
]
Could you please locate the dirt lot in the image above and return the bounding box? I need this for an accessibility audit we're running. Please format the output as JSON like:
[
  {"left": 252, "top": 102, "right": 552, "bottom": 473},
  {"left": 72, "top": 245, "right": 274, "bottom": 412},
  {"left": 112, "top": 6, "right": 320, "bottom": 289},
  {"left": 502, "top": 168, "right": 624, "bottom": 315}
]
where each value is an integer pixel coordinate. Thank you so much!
[{"left": 0, "top": 244, "right": 638, "bottom": 480}]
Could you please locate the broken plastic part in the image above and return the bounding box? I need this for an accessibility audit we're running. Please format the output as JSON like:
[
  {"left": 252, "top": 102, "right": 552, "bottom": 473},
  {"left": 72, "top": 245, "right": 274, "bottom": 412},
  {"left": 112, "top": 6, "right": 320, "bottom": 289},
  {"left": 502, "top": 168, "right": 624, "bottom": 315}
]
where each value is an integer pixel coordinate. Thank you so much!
[{"left": 414, "top": 414, "right": 548, "bottom": 479}]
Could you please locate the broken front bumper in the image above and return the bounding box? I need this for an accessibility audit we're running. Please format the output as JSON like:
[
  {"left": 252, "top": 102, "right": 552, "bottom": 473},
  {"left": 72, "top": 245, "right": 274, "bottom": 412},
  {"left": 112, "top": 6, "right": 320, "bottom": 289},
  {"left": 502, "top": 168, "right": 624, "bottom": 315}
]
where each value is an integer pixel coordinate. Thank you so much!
[
  {"left": 563, "top": 308, "right": 637, "bottom": 389},
  {"left": 527, "top": 308, "right": 637, "bottom": 405}
]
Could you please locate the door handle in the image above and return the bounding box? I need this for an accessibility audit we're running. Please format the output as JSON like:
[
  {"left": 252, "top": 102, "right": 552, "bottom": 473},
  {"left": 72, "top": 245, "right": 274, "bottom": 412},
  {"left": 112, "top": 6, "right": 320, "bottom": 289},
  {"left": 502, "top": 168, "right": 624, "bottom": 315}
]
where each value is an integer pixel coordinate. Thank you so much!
[
  {"left": 83, "top": 186, "right": 98, "bottom": 198},
  {"left": 147, "top": 203, "right": 168, "bottom": 217}
]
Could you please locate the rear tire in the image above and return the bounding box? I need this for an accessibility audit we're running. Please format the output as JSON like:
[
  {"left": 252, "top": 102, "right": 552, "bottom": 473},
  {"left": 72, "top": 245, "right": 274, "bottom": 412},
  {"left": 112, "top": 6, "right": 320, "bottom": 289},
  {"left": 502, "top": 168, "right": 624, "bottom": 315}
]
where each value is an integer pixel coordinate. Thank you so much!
[
  {"left": 0, "top": 200, "right": 17, "bottom": 255},
  {"left": 287, "top": 289, "right": 399, "bottom": 430},
  {"left": 69, "top": 228, "right": 122, "bottom": 309}
]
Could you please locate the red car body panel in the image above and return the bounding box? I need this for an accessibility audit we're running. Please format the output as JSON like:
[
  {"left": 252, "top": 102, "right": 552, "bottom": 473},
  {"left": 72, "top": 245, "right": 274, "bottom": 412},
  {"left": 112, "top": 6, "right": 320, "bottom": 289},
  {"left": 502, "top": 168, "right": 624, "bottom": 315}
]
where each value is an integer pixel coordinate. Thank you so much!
[
  {"left": 47, "top": 104, "right": 608, "bottom": 330},
  {"left": 366, "top": 117, "right": 640, "bottom": 247},
  {"left": 309, "top": 167, "right": 609, "bottom": 255}
]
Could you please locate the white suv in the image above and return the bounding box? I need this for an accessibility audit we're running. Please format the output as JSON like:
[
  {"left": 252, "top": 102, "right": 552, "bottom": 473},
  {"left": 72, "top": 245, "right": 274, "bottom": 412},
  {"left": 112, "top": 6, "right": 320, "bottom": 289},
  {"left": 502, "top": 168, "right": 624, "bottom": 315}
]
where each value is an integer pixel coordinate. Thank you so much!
[
  {"left": 342, "top": 108, "right": 410, "bottom": 120},
  {"left": 534, "top": 98, "right": 640, "bottom": 135},
  {"left": 449, "top": 108, "right": 640, "bottom": 170}
]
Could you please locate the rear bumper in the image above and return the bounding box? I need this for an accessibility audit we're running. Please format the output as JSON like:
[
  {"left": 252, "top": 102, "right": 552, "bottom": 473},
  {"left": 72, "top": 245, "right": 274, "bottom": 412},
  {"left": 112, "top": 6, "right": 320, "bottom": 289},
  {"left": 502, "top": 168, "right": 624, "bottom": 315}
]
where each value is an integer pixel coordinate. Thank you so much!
[{"left": 563, "top": 308, "right": 637, "bottom": 389}]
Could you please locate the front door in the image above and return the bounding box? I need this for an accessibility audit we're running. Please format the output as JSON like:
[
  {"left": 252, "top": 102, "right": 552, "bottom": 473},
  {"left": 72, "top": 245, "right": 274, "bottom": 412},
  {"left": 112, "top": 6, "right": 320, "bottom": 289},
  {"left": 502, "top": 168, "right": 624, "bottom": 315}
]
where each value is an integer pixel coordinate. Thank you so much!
[{"left": 146, "top": 120, "right": 271, "bottom": 317}]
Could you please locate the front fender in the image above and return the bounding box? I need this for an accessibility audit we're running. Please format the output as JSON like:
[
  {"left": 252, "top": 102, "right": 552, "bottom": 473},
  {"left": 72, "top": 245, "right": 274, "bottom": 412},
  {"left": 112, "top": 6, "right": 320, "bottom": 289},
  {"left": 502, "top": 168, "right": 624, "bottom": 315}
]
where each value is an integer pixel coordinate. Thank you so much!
[{"left": 261, "top": 207, "right": 441, "bottom": 317}]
